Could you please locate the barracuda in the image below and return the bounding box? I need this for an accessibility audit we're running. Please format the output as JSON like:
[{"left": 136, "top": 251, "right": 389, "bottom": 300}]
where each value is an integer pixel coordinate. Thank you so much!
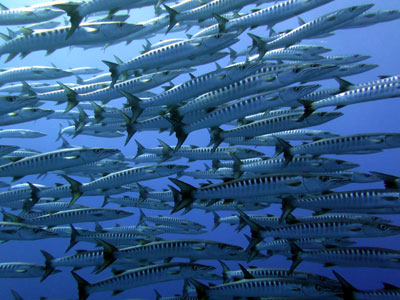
[
  {"left": 0, "top": 222, "right": 56, "bottom": 241},
  {"left": 169, "top": 85, "right": 320, "bottom": 148},
  {"left": 3, "top": 208, "right": 132, "bottom": 227},
  {"left": 66, "top": 224, "right": 162, "bottom": 252},
  {"left": 231, "top": 154, "right": 357, "bottom": 178},
  {"left": 231, "top": 44, "right": 331, "bottom": 62},
  {"left": 192, "top": 0, "right": 334, "bottom": 38},
  {"left": 0, "top": 66, "right": 72, "bottom": 86},
  {"left": 175, "top": 74, "right": 312, "bottom": 116},
  {"left": 255, "top": 237, "right": 356, "bottom": 256},
  {"left": 0, "top": 129, "right": 46, "bottom": 139},
  {"left": 219, "top": 262, "right": 340, "bottom": 287},
  {"left": 170, "top": 174, "right": 349, "bottom": 212},
  {"left": 241, "top": 108, "right": 304, "bottom": 123},
  {"left": 263, "top": 5, "right": 373, "bottom": 52},
  {"left": 189, "top": 199, "right": 269, "bottom": 214},
  {"left": 310, "top": 54, "right": 371, "bottom": 65},
  {"left": 157, "top": 140, "right": 264, "bottom": 161},
  {"left": 0, "top": 4, "right": 64, "bottom": 25},
  {"left": 0, "top": 22, "right": 144, "bottom": 63},
  {"left": 224, "top": 129, "right": 339, "bottom": 146},
  {"left": 0, "top": 262, "right": 59, "bottom": 280},
  {"left": 290, "top": 244, "right": 400, "bottom": 273},
  {"left": 275, "top": 133, "right": 400, "bottom": 163},
  {"left": 210, "top": 111, "right": 342, "bottom": 150},
  {"left": 305, "top": 63, "right": 378, "bottom": 82},
  {"left": 129, "top": 153, "right": 180, "bottom": 164},
  {"left": 52, "top": 159, "right": 128, "bottom": 177},
  {"left": 240, "top": 210, "right": 400, "bottom": 248},
  {"left": 0, "top": 147, "right": 119, "bottom": 180},
  {"left": 80, "top": 164, "right": 188, "bottom": 199},
  {"left": 97, "top": 238, "right": 242, "bottom": 272},
  {"left": 139, "top": 209, "right": 206, "bottom": 230},
  {"left": 40, "top": 249, "right": 138, "bottom": 281},
  {"left": 284, "top": 189, "right": 400, "bottom": 215},
  {"left": 0, "top": 108, "right": 53, "bottom": 126},
  {"left": 72, "top": 262, "right": 217, "bottom": 300},
  {"left": 102, "top": 196, "right": 173, "bottom": 210},
  {"left": 215, "top": 211, "right": 385, "bottom": 231},
  {"left": 104, "top": 32, "right": 239, "bottom": 86},
  {"left": 299, "top": 82, "right": 400, "bottom": 120},
  {"left": 190, "top": 276, "right": 340, "bottom": 299},
  {"left": 339, "top": 9, "right": 400, "bottom": 29}
]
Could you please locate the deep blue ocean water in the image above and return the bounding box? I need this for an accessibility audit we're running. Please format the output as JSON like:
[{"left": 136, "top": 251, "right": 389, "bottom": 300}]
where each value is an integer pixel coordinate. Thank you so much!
[{"left": 0, "top": 0, "right": 399, "bottom": 299}]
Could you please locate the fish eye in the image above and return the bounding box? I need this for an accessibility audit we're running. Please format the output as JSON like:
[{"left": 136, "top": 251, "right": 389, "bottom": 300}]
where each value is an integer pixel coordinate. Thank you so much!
[
  {"left": 192, "top": 265, "right": 198, "bottom": 271},
  {"left": 239, "top": 65, "right": 246, "bottom": 70},
  {"left": 315, "top": 285, "right": 323, "bottom": 291},
  {"left": 215, "top": 34, "right": 221, "bottom": 39},
  {"left": 320, "top": 176, "right": 329, "bottom": 182},
  {"left": 294, "top": 87, "right": 300, "bottom": 91},
  {"left": 33, "top": 228, "right": 41, "bottom": 233},
  {"left": 293, "top": 68, "right": 301, "bottom": 73},
  {"left": 6, "top": 97, "right": 15, "bottom": 102},
  {"left": 94, "top": 149, "right": 101, "bottom": 153},
  {"left": 378, "top": 224, "right": 388, "bottom": 230},
  {"left": 118, "top": 23, "right": 124, "bottom": 27},
  {"left": 31, "top": 108, "right": 38, "bottom": 112},
  {"left": 163, "top": 71, "right": 170, "bottom": 75}
]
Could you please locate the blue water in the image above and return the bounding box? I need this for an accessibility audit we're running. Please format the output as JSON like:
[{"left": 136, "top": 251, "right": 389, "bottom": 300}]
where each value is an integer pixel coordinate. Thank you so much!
[{"left": 0, "top": 0, "right": 400, "bottom": 299}]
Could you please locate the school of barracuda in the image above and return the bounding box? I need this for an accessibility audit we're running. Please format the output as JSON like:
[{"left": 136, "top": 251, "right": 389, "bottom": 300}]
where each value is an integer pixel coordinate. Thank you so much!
[{"left": 0, "top": 0, "right": 399, "bottom": 299}]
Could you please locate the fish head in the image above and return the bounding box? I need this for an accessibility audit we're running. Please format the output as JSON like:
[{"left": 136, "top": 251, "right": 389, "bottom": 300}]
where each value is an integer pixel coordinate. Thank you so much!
[
  {"left": 313, "top": 130, "right": 340, "bottom": 139},
  {"left": 22, "top": 226, "right": 58, "bottom": 239},
  {"left": 301, "top": 281, "right": 343, "bottom": 298},
  {"left": 363, "top": 222, "right": 400, "bottom": 237},
  {"left": 338, "top": 63, "right": 378, "bottom": 76},
  {"left": 180, "top": 263, "right": 218, "bottom": 279},
  {"left": 154, "top": 164, "right": 189, "bottom": 176},
  {"left": 149, "top": 69, "right": 186, "bottom": 85},
  {"left": 200, "top": 32, "right": 240, "bottom": 50},
  {"left": 233, "top": 148, "right": 264, "bottom": 158},
  {"left": 305, "top": 111, "right": 343, "bottom": 124},
  {"left": 81, "top": 147, "right": 120, "bottom": 162},
  {"left": 296, "top": 64, "right": 342, "bottom": 83},
  {"left": 336, "top": 4, "right": 375, "bottom": 20},
  {"left": 382, "top": 9, "right": 400, "bottom": 20},
  {"left": 225, "top": 61, "right": 266, "bottom": 82},
  {"left": 341, "top": 171, "right": 380, "bottom": 183},
  {"left": 206, "top": 242, "right": 244, "bottom": 257},
  {"left": 106, "top": 208, "right": 133, "bottom": 219},
  {"left": 303, "top": 175, "right": 351, "bottom": 192},
  {"left": 93, "top": 22, "right": 145, "bottom": 38},
  {"left": 279, "top": 84, "right": 321, "bottom": 102},
  {"left": 305, "top": 45, "right": 331, "bottom": 55},
  {"left": 21, "top": 107, "right": 54, "bottom": 118},
  {"left": 322, "top": 158, "right": 359, "bottom": 171},
  {"left": 383, "top": 133, "right": 400, "bottom": 148}
]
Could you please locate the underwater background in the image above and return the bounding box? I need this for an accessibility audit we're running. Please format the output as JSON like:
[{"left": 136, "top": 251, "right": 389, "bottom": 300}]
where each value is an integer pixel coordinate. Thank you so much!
[{"left": 0, "top": 0, "right": 400, "bottom": 299}]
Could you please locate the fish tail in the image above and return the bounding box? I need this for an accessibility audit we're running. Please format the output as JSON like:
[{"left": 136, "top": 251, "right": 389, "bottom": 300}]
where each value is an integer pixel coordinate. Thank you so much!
[
  {"left": 40, "top": 250, "right": 55, "bottom": 281},
  {"left": 71, "top": 271, "right": 90, "bottom": 300}
]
